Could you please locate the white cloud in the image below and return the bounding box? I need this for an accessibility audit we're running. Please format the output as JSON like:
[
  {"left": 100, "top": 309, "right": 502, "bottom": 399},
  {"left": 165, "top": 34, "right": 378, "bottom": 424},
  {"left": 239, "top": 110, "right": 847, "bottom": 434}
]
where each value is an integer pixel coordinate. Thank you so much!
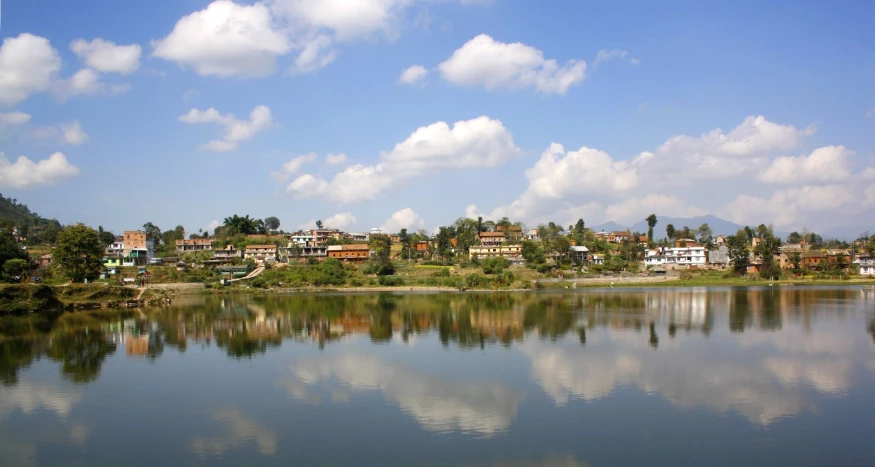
[
  {"left": 290, "top": 34, "right": 337, "bottom": 74},
  {"left": 205, "top": 219, "right": 221, "bottom": 234},
  {"left": 268, "top": 0, "right": 413, "bottom": 41},
  {"left": 191, "top": 409, "right": 277, "bottom": 458},
  {"left": 723, "top": 185, "right": 857, "bottom": 228},
  {"left": 152, "top": 0, "right": 292, "bottom": 78},
  {"left": 178, "top": 105, "right": 274, "bottom": 151},
  {"left": 593, "top": 49, "right": 639, "bottom": 66},
  {"left": 61, "top": 121, "right": 89, "bottom": 145},
  {"left": 759, "top": 145, "right": 852, "bottom": 184},
  {"left": 437, "top": 34, "right": 586, "bottom": 94},
  {"left": 381, "top": 207, "right": 425, "bottom": 233},
  {"left": 298, "top": 212, "right": 358, "bottom": 230},
  {"left": 605, "top": 195, "right": 707, "bottom": 225},
  {"left": 0, "top": 33, "right": 62, "bottom": 106},
  {"left": 0, "top": 111, "right": 31, "bottom": 127},
  {"left": 54, "top": 68, "right": 131, "bottom": 100},
  {"left": 286, "top": 115, "right": 520, "bottom": 202},
  {"left": 70, "top": 38, "right": 141, "bottom": 74},
  {"left": 271, "top": 152, "right": 318, "bottom": 181},
  {"left": 0, "top": 152, "right": 80, "bottom": 188},
  {"left": 325, "top": 153, "right": 347, "bottom": 165},
  {"left": 399, "top": 64, "right": 427, "bottom": 85}
]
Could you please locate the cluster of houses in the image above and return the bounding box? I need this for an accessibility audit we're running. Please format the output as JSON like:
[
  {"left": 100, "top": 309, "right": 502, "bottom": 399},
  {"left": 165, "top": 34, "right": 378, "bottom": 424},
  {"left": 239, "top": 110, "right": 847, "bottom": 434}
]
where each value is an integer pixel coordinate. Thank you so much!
[{"left": 76, "top": 225, "right": 875, "bottom": 278}]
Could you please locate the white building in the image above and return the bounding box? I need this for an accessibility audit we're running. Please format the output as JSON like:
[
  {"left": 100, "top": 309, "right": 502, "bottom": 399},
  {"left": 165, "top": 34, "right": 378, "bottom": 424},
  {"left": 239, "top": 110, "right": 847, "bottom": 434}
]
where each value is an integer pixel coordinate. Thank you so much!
[
  {"left": 857, "top": 256, "right": 875, "bottom": 276},
  {"left": 645, "top": 248, "right": 666, "bottom": 266},
  {"left": 646, "top": 246, "right": 707, "bottom": 267}
]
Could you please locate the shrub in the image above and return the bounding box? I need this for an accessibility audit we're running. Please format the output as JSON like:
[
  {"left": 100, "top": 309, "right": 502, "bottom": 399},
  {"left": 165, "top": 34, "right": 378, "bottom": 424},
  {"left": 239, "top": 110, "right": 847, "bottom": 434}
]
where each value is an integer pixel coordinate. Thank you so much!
[
  {"left": 430, "top": 268, "right": 451, "bottom": 277},
  {"left": 465, "top": 273, "right": 487, "bottom": 288},
  {"left": 377, "top": 275, "right": 404, "bottom": 286},
  {"left": 481, "top": 257, "right": 511, "bottom": 275},
  {"left": 535, "top": 263, "right": 554, "bottom": 274}
]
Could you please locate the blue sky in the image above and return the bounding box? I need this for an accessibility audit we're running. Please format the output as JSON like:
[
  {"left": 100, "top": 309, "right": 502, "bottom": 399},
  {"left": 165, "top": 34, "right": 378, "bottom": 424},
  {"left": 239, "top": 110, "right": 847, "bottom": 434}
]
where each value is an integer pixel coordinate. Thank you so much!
[{"left": 1, "top": 0, "right": 873, "bottom": 235}]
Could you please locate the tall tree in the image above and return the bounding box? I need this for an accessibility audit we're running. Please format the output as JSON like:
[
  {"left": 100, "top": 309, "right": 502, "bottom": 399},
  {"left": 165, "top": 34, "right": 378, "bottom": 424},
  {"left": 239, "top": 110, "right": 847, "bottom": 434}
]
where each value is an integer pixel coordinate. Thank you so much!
[
  {"left": 142, "top": 222, "right": 162, "bottom": 243},
  {"left": 476, "top": 216, "right": 483, "bottom": 234},
  {"left": 727, "top": 230, "right": 751, "bottom": 275},
  {"left": 368, "top": 233, "right": 394, "bottom": 275},
  {"left": 264, "top": 216, "right": 281, "bottom": 232},
  {"left": 55, "top": 224, "right": 105, "bottom": 282},
  {"left": 222, "top": 215, "right": 258, "bottom": 235},
  {"left": 454, "top": 217, "right": 479, "bottom": 254},
  {"left": 398, "top": 228, "right": 411, "bottom": 259},
  {"left": 696, "top": 223, "right": 713, "bottom": 245},
  {"left": 436, "top": 227, "right": 453, "bottom": 260},
  {"left": 315, "top": 220, "right": 324, "bottom": 230},
  {"left": 787, "top": 231, "right": 803, "bottom": 244},
  {"left": 646, "top": 214, "right": 657, "bottom": 241},
  {"left": 665, "top": 223, "right": 676, "bottom": 241},
  {"left": 754, "top": 225, "right": 782, "bottom": 278},
  {"left": 97, "top": 226, "right": 114, "bottom": 246},
  {"left": 573, "top": 218, "right": 586, "bottom": 245}
]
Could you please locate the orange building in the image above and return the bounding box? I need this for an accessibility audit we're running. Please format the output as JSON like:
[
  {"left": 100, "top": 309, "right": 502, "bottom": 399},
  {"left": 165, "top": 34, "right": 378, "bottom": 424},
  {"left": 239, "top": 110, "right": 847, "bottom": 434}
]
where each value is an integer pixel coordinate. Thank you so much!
[
  {"left": 327, "top": 244, "right": 370, "bottom": 262},
  {"left": 123, "top": 230, "right": 150, "bottom": 249}
]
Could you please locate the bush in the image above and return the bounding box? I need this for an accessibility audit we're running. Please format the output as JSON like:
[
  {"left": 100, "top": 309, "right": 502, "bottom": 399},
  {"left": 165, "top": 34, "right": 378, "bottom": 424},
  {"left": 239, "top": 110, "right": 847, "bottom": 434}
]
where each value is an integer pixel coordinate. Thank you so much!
[
  {"left": 535, "top": 263, "right": 554, "bottom": 274},
  {"left": 481, "top": 257, "right": 511, "bottom": 275},
  {"left": 377, "top": 275, "right": 404, "bottom": 286},
  {"left": 465, "top": 273, "right": 487, "bottom": 288},
  {"left": 430, "top": 268, "right": 451, "bottom": 277},
  {"left": 364, "top": 261, "right": 396, "bottom": 276}
]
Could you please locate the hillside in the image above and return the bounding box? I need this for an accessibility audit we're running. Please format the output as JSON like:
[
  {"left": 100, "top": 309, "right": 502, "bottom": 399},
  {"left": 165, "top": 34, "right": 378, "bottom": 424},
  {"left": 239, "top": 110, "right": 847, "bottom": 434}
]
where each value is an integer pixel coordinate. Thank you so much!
[
  {"left": 0, "top": 194, "right": 60, "bottom": 229},
  {"left": 593, "top": 215, "right": 745, "bottom": 239}
]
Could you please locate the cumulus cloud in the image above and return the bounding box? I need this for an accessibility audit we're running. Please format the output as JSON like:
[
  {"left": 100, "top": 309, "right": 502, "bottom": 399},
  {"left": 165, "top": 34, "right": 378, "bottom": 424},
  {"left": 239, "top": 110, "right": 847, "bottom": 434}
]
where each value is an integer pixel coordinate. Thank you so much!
[
  {"left": 437, "top": 34, "right": 586, "bottom": 94},
  {"left": 298, "top": 212, "right": 358, "bottom": 230},
  {"left": 381, "top": 208, "right": 425, "bottom": 233},
  {"left": 399, "top": 64, "right": 428, "bottom": 85},
  {"left": 70, "top": 38, "right": 141, "bottom": 74},
  {"left": 759, "top": 145, "right": 852, "bottom": 184},
  {"left": 0, "top": 152, "right": 80, "bottom": 188},
  {"left": 178, "top": 105, "right": 274, "bottom": 151},
  {"left": 152, "top": 1, "right": 292, "bottom": 77},
  {"left": 469, "top": 115, "right": 860, "bottom": 230},
  {"left": 31, "top": 120, "right": 90, "bottom": 146},
  {"left": 285, "top": 115, "right": 520, "bottom": 202},
  {"left": 325, "top": 153, "right": 347, "bottom": 165},
  {"left": 0, "top": 111, "right": 31, "bottom": 127},
  {"left": 153, "top": 0, "right": 463, "bottom": 77},
  {"left": 54, "top": 68, "right": 131, "bottom": 100},
  {"left": 271, "top": 152, "right": 318, "bottom": 181},
  {"left": 0, "top": 33, "right": 62, "bottom": 106}
]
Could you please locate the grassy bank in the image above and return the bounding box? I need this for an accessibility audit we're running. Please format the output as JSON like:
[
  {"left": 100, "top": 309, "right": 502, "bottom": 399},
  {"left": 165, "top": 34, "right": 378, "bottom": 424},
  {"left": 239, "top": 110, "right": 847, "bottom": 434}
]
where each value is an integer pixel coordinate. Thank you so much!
[{"left": 0, "top": 284, "right": 168, "bottom": 315}]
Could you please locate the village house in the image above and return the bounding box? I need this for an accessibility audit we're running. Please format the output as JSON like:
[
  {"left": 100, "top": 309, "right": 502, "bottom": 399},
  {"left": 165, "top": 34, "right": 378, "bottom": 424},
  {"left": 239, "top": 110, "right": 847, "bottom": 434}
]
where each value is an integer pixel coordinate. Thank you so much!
[
  {"left": 856, "top": 256, "right": 875, "bottom": 275},
  {"left": 122, "top": 230, "right": 155, "bottom": 265},
  {"left": 344, "top": 232, "right": 369, "bottom": 242},
  {"left": 39, "top": 253, "right": 52, "bottom": 267},
  {"left": 478, "top": 231, "right": 506, "bottom": 246},
  {"left": 414, "top": 241, "right": 429, "bottom": 252},
  {"left": 327, "top": 244, "right": 370, "bottom": 262},
  {"left": 608, "top": 231, "right": 632, "bottom": 244},
  {"left": 593, "top": 231, "right": 610, "bottom": 241},
  {"left": 570, "top": 245, "right": 590, "bottom": 265},
  {"left": 312, "top": 229, "right": 343, "bottom": 246},
  {"left": 645, "top": 249, "right": 666, "bottom": 267},
  {"left": 636, "top": 235, "right": 649, "bottom": 246},
  {"left": 802, "top": 251, "right": 825, "bottom": 270},
  {"left": 647, "top": 245, "right": 707, "bottom": 268},
  {"left": 714, "top": 235, "right": 728, "bottom": 246},
  {"left": 244, "top": 245, "right": 278, "bottom": 264},
  {"left": 496, "top": 225, "right": 523, "bottom": 242},
  {"left": 525, "top": 229, "right": 540, "bottom": 241},
  {"left": 708, "top": 245, "right": 730, "bottom": 268},
  {"left": 468, "top": 244, "right": 522, "bottom": 260},
  {"left": 176, "top": 238, "right": 213, "bottom": 253},
  {"left": 590, "top": 254, "right": 605, "bottom": 265}
]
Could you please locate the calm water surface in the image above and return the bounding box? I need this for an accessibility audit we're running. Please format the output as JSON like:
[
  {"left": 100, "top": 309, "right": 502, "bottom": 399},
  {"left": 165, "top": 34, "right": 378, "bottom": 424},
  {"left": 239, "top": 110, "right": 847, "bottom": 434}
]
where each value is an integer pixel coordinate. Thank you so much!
[{"left": 3, "top": 287, "right": 875, "bottom": 466}]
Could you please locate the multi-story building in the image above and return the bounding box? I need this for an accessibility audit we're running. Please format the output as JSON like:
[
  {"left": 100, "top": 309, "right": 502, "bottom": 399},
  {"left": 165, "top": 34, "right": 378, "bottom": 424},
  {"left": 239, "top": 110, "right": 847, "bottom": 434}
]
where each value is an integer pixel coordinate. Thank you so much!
[
  {"left": 244, "top": 245, "right": 278, "bottom": 264},
  {"left": 213, "top": 244, "right": 242, "bottom": 260},
  {"left": 327, "top": 244, "right": 370, "bottom": 262},
  {"left": 646, "top": 246, "right": 707, "bottom": 268},
  {"left": 478, "top": 231, "right": 506, "bottom": 246},
  {"left": 469, "top": 245, "right": 522, "bottom": 260},
  {"left": 857, "top": 256, "right": 875, "bottom": 275},
  {"left": 176, "top": 238, "right": 213, "bottom": 253}
]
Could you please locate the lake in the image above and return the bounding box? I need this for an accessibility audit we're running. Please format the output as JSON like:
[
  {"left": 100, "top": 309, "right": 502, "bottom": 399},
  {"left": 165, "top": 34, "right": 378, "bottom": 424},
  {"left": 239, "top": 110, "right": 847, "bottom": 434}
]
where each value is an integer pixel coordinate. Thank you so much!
[{"left": 2, "top": 287, "right": 875, "bottom": 466}]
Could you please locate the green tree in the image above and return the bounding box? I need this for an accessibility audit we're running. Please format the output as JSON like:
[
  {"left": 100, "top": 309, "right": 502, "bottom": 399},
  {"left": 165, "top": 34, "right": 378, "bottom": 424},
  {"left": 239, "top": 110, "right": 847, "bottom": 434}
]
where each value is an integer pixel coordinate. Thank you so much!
[
  {"left": 453, "top": 217, "right": 480, "bottom": 255},
  {"left": 97, "top": 226, "right": 114, "bottom": 246},
  {"left": 3, "top": 258, "right": 30, "bottom": 281},
  {"left": 54, "top": 224, "right": 105, "bottom": 282},
  {"left": 522, "top": 241, "right": 545, "bottom": 265},
  {"left": 264, "top": 216, "right": 280, "bottom": 232},
  {"left": 315, "top": 220, "right": 324, "bottom": 229},
  {"left": 0, "top": 228, "right": 29, "bottom": 276},
  {"left": 481, "top": 256, "right": 511, "bottom": 274},
  {"left": 697, "top": 223, "right": 713, "bottom": 246},
  {"left": 787, "top": 231, "right": 802, "bottom": 244},
  {"left": 754, "top": 225, "right": 783, "bottom": 278},
  {"left": 646, "top": 214, "right": 657, "bottom": 241},
  {"left": 222, "top": 215, "right": 259, "bottom": 235},
  {"left": 142, "top": 222, "right": 162, "bottom": 243},
  {"left": 398, "top": 228, "right": 411, "bottom": 259},
  {"left": 47, "top": 329, "right": 117, "bottom": 383},
  {"left": 727, "top": 230, "right": 751, "bottom": 275},
  {"left": 573, "top": 218, "right": 586, "bottom": 245},
  {"left": 368, "top": 234, "right": 394, "bottom": 275},
  {"left": 436, "top": 227, "right": 453, "bottom": 260},
  {"left": 665, "top": 223, "right": 676, "bottom": 241}
]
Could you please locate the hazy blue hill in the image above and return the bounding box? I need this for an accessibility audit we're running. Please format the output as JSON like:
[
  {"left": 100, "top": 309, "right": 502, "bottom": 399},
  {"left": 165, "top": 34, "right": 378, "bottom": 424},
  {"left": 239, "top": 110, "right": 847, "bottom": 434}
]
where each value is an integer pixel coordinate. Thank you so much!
[
  {"left": 0, "top": 194, "right": 60, "bottom": 228},
  {"left": 591, "top": 215, "right": 745, "bottom": 239}
]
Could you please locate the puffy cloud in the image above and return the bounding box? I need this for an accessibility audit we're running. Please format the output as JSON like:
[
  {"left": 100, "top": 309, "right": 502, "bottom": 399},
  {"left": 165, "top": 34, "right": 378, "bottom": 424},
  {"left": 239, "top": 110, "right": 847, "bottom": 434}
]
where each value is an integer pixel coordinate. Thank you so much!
[
  {"left": 152, "top": 0, "right": 292, "bottom": 77},
  {"left": 381, "top": 207, "right": 425, "bottom": 233},
  {"left": 290, "top": 34, "right": 337, "bottom": 74},
  {"left": 70, "top": 38, "right": 141, "bottom": 74},
  {"left": 54, "top": 68, "right": 131, "bottom": 100},
  {"left": 0, "top": 33, "right": 62, "bottom": 106},
  {"left": 471, "top": 115, "right": 852, "bottom": 230},
  {"left": 298, "top": 212, "right": 358, "bottom": 230},
  {"left": 0, "top": 111, "right": 31, "bottom": 127},
  {"left": 178, "top": 105, "right": 274, "bottom": 151},
  {"left": 0, "top": 152, "right": 80, "bottom": 188},
  {"left": 325, "top": 153, "right": 347, "bottom": 165},
  {"left": 286, "top": 116, "right": 520, "bottom": 202},
  {"left": 269, "top": 0, "right": 413, "bottom": 41},
  {"left": 271, "top": 152, "right": 318, "bottom": 181},
  {"left": 399, "top": 64, "right": 427, "bottom": 85},
  {"left": 437, "top": 34, "right": 586, "bottom": 94},
  {"left": 593, "top": 49, "right": 639, "bottom": 66},
  {"left": 759, "top": 145, "right": 852, "bottom": 184},
  {"left": 61, "top": 121, "right": 89, "bottom": 146}
]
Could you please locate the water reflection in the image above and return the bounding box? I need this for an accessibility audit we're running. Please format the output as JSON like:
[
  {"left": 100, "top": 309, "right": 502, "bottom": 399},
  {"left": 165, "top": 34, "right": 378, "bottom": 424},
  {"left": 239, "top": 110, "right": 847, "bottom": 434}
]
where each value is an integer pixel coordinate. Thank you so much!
[
  {"left": 2, "top": 287, "right": 875, "bottom": 465},
  {"left": 286, "top": 353, "right": 525, "bottom": 435}
]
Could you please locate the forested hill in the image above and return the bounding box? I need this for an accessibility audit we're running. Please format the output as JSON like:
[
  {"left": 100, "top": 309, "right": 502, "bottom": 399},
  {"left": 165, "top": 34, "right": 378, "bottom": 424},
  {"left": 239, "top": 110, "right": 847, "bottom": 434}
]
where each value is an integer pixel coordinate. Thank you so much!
[{"left": 0, "top": 194, "right": 60, "bottom": 229}]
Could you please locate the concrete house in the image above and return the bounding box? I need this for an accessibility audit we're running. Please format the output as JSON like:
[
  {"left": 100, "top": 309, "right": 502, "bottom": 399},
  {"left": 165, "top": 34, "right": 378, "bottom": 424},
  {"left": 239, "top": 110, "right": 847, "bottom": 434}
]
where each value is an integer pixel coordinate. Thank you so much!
[
  {"left": 176, "top": 238, "right": 213, "bottom": 253},
  {"left": 327, "top": 244, "right": 370, "bottom": 262},
  {"left": 244, "top": 245, "right": 278, "bottom": 264},
  {"left": 478, "top": 231, "right": 506, "bottom": 246}
]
